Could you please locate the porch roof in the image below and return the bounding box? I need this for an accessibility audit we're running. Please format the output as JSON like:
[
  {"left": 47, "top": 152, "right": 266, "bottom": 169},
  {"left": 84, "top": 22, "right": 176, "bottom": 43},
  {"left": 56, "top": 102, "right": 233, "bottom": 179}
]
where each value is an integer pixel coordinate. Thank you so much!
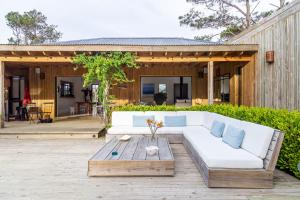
[{"left": 0, "top": 37, "right": 258, "bottom": 63}]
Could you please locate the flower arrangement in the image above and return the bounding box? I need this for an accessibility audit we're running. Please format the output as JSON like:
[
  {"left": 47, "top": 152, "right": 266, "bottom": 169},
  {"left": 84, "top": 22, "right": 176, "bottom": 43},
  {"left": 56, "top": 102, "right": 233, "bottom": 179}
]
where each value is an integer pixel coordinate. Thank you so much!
[{"left": 146, "top": 119, "right": 163, "bottom": 140}]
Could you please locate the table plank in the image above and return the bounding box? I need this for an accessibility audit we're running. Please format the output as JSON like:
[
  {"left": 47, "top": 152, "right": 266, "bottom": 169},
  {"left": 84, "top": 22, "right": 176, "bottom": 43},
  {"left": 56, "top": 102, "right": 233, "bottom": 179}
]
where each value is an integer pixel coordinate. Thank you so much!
[
  {"left": 92, "top": 137, "right": 119, "bottom": 160},
  {"left": 106, "top": 140, "right": 129, "bottom": 160},
  {"left": 119, "top": 137, "right": 140, "bottom": 160},
  {"left": 157, "top": 137, "right": 173, "bottom": 160},
  {"left": 133, "top": 136, "right": 148, "bottom": 160},
  {"left": 146, "top": 137, "right": 159, "bottom": 160}
]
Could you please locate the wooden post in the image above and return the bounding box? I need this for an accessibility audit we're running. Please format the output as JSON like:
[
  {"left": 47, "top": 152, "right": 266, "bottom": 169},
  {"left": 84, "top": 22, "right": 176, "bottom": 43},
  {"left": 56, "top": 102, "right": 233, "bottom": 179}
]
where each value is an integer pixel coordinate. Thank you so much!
[
  {"left": 0, "top": 61, "right": 5, "bottom": 128},
  {"left": 208, "top": 61, "right": 214, "bottom": 105}
]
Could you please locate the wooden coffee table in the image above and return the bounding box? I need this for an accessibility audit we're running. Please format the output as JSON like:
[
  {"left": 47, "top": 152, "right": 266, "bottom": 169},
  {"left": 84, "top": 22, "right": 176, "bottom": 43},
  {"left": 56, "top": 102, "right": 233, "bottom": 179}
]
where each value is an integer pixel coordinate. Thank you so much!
[{"left": 88, "top": 136, "right": 175, "bottom": 177}]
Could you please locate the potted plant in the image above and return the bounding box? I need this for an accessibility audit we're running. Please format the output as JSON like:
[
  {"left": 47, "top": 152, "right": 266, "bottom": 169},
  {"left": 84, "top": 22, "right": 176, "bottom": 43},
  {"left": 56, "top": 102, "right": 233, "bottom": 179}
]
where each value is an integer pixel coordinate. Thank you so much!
[{"left": 154, "top": 92, "right": 167, "bottom": 105}]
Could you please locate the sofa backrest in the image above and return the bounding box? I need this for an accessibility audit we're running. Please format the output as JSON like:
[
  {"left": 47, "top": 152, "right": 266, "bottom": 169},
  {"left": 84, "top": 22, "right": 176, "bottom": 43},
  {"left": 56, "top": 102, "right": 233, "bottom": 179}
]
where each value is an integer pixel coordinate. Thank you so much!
[
  {"left": 204, "top": 112, "right": 274, "bottom": 159},
  {"left": 177, "top": 111, "right": 204, "bottom": 126},
  {"left": 112, "top": 111, "right": 179, "bottom": 126},
  {"left": 111, "top": 111, "right": 145, "bottom": 126}
]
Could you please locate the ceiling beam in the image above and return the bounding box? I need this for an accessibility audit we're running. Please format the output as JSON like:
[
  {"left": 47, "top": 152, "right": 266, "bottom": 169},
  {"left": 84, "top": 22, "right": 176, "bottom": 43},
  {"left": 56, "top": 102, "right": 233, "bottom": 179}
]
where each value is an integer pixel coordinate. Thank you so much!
[{"left": 0, "top": 55, "right": 252, "bottom": 63}]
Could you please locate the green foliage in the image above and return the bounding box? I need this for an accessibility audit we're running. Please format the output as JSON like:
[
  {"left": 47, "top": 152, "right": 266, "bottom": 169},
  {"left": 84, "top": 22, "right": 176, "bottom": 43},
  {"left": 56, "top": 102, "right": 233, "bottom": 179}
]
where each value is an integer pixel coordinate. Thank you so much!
[
  {"left": 73, "top": 52, "right": 138, "bottom": 125},
  {"left": 179, "top": 0, "right": 274, "bottom": 41},
  {"left": 5, "top": 9, "right": 62, "bottom": 44},
  {"left": 114, "top": 104, "right": 300, "bottom": 179},
  {"left": 154, "top": 92, "right": 167, "bottom": 105}
]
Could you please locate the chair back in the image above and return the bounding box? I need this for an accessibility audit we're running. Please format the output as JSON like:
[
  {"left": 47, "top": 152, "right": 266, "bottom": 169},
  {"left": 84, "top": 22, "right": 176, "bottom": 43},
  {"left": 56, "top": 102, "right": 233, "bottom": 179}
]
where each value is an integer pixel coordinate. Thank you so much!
[{"left": 42, "top": 102, "right": 53, "bottom": 114}]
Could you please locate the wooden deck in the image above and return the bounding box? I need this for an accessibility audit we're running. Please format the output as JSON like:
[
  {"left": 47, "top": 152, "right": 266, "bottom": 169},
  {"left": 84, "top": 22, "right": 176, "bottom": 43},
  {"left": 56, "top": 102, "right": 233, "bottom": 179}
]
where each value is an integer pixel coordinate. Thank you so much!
[
  {"left": 0, "top": 138, "right": 299, "bottom": 200},
  {"left": 0, "top": 116, "right": 104, "bottom": 139}
]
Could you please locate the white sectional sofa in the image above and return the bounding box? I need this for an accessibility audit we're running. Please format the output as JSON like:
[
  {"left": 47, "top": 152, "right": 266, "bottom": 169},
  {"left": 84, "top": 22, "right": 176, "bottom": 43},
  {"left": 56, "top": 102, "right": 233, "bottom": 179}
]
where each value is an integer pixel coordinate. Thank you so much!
[{"left": 107, "top": 111, "right": 284, "bottom": 188}]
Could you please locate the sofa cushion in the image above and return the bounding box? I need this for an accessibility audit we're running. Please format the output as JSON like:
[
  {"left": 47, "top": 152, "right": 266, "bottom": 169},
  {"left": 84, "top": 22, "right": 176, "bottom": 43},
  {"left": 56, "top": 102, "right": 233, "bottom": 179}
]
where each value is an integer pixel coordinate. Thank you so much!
[
  {"left": 112, "top": 111, "right": 145, "bottom": 126},
  {"left": 222, "top": 125, "right": 245, "bottom": 149},
  {"left": 177, "top": 111, "right": 204, "bottom": 126},
  {"left": 157, "top": 127, "right": 184, "bottom": 134},
  {"left": 202, "top": 112, "right": 274, "bottom": 159},
  {"left": 184, "top": 127, "right": 263, "bottom": 169},
  {"left": 239, "top": 121, "right": 274, "bottom": 159},
  {"left": 164, "top": 116, "right": 186, "bottom": 127},
  {"left": 133, "top": 115, "right": 154, "bottom": 127},
  {"left": 211, "top": 120, "right": 225, "bottom": 137}
]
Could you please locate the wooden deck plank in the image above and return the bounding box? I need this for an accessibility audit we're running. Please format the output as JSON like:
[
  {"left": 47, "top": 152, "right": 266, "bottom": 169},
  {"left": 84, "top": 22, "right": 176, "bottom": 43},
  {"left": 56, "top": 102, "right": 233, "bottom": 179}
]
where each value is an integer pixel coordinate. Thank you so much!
[
  {"left": 158, "top": 137, "right": 174, "bottom": 160},
  {"left": 146, "top": 137, "right": 159, "bottom": 160},
  {"left": 119, "top": 136, "right": 140, "bottom": 160},
  {"left": 106, "top": 140, "right": 129, "bottom": 160},
  {"left": 132, "top": 136, "right": 148, "bottom": 160},
  {"left": 91, "top": 137, "right": 119, "bottom": 160}
]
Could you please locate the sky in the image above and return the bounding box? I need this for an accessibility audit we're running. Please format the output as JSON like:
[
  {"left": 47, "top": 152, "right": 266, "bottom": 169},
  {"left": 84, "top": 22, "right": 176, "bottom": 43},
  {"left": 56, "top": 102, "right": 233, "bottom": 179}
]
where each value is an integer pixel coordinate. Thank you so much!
[{"left": 0, "top": 0, "right": 291, "bottom": 43}]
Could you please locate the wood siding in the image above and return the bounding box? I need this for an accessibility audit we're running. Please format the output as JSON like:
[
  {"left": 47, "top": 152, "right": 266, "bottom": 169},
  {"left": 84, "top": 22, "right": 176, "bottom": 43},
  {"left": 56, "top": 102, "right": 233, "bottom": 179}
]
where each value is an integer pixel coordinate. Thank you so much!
[
  {"left": 5, "top": 59, "right": 255, "bottom": 118},
  {"left": 231, "top": 0, "right": 300, "bottom": 110}
]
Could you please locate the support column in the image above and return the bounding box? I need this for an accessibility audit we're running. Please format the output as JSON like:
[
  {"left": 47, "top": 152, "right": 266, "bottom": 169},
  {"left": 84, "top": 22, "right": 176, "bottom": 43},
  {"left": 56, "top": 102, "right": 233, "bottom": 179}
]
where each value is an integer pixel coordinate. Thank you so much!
[
  {"left": 208, "top": 61, "right": 214, "bottom": 105},
  {"left": 0, "top": 61, "right": 5, "bottom": 128}
]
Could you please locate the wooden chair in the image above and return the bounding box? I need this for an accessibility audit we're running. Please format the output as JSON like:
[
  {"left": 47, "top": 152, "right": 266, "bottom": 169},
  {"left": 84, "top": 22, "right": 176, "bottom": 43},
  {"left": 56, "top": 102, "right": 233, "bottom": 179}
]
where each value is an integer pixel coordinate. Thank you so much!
[
  {"left": 27, "top": 103, "right": 41, "bottom": 123},
  {"left": 40, "top": 102, "right": 53, "bottom": 120}
]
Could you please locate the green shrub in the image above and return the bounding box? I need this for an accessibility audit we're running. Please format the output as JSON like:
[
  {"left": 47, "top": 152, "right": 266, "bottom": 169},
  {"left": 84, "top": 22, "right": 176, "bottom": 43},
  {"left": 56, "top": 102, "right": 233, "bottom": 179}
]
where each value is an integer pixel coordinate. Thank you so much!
[{"left": 113, "top": 104, "right": 300, "bottom": 179}]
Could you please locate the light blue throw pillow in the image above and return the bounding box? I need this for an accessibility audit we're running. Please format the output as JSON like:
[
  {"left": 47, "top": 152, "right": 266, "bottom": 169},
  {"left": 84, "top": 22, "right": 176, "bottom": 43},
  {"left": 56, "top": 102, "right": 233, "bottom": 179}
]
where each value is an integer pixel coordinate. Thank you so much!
[
  {"left": 164, "top": 116, "right": 186, "bottom": 127},
  {"left": 222, "top": 125, "right": 245, "bottom": 149},
  {"left": 210, "top": 120, "right": 225, "bottom": 137},
  {"left": 132, "top": 115, "right": 154, "bottom": 127}
]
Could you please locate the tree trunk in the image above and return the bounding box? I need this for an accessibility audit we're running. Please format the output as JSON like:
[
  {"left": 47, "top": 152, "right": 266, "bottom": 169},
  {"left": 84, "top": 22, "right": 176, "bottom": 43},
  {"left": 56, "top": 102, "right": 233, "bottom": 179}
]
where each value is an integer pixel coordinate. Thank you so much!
[
  {"left": 103, "top": 84, "right": 110, "bottom": 126},
  {"left": 245, "top": 0, "right": 251, "bottom": 28},
  {"left": 280, "top": 0, "right": 285, "bottom": 8}
]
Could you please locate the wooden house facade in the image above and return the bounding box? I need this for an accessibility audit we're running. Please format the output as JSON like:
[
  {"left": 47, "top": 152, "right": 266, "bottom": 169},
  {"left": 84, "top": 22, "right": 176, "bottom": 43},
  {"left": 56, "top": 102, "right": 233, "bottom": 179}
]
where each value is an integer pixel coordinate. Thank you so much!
[
  {"left": 231, "top": 0, "right": 300, "bottom": 110},
  {"left": 0, "top": 38, "right": 258, "bottom": 127}
]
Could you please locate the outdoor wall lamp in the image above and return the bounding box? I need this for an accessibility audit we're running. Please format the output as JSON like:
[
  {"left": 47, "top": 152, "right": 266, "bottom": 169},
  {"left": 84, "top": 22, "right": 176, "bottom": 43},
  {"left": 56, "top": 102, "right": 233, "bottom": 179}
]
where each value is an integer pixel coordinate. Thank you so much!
[
  {"left": 266, "top": 51, "right": 275, "bottom": 63},
  {"left": 35, "top": 67, "right": 41, "bottom": 74}
]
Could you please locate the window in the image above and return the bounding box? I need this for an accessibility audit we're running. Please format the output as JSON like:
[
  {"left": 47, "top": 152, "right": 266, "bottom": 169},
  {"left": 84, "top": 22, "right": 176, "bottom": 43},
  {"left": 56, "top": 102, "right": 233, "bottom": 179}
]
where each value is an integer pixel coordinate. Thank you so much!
[
  {"left": 214, "top": 74, "right": 230, "bottom": 103},
  {"left": 142, "top": 83, "right": 155, "bottom": 95},
  {"left": 60, "top": 81, "right": 74, "bottom": 97},
  {"left": 158, "top": 84, "right": 167, "bottom": 93}
]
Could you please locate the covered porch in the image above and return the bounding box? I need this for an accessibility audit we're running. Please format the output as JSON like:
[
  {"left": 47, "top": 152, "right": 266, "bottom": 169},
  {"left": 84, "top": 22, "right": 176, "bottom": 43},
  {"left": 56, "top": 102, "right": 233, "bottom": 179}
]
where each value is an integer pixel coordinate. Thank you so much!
[
  {"left": 0, "top": 43, "right": 258, "bottom": 128},
  {"left": 0, "top": 116, "right": 104, "bottom": 138}
]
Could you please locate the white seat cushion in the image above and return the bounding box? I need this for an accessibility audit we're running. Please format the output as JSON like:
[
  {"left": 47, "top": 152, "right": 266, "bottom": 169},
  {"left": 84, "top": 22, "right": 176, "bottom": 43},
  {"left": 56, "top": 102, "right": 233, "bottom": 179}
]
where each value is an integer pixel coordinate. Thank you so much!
[
  {"left": 205, "top": 112, "right": 274, "bottom": 159},
  {"left": 157, "top": 127, "right": 184, "bottom": 134},
  {"left": 183, "top": 127, "right": 263, "bottom": 169}
]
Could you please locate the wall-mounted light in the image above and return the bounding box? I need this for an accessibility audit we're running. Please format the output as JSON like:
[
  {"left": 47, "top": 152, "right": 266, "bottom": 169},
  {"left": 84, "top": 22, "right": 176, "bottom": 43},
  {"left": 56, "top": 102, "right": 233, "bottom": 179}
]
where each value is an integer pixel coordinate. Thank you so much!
[
  {"left": 203, "top": 67, "right": 208, "bottom": 74},
  {"left": 266, "top": 51, "right": 274, "bottom": 63},
  {"left": 35, "top": 67, "right": 41, "bottom": 74}
]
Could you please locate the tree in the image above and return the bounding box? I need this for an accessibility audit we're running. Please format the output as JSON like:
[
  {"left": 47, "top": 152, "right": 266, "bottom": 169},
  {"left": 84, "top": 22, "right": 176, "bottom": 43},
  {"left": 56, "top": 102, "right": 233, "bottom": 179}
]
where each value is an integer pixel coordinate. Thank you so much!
[
  {"left": 5, "top": 9, "right": 62, "bottom": 44},
  {"left": 179, "top": 0, "right": 275, "bottom": 41},
  {"left": 73, "top": 52, "right": 138, "bottom": 126}
]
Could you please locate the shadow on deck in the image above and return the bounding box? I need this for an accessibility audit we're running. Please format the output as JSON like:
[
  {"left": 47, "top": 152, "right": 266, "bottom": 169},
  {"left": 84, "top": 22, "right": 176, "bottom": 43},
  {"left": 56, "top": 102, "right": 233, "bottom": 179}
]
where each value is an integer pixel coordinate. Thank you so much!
[{"left": 0, "top": 116, "right": 105, "bottom": 139}]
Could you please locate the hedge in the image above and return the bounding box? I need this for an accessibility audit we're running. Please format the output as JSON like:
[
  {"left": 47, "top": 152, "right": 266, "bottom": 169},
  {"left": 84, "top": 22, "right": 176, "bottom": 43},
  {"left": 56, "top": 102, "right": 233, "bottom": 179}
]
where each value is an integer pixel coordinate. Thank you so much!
[{"left": 113, "top": 104, "right": 300, "bottom": 179}]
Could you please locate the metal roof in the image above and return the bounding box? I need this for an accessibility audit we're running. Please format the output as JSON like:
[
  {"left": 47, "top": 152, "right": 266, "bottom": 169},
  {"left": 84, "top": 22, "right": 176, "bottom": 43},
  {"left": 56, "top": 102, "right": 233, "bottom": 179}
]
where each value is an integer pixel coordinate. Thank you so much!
[{"left": 51, "top": 37, "right": 218, "bottom": 46}]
